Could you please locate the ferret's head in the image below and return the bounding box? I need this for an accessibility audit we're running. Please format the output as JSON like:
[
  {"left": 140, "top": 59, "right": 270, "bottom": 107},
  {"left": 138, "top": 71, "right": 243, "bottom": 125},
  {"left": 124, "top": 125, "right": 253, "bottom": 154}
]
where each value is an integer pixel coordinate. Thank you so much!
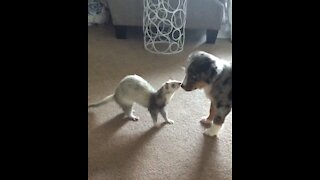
[{"left": 161, "top": 80, "right": 182, "bottom": 94}]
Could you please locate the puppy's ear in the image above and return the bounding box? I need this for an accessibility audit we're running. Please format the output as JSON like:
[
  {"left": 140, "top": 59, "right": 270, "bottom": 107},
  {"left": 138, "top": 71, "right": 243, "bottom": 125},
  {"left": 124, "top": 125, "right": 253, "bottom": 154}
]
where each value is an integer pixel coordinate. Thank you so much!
[
  {"left": 201, "top": 61, "right": 217, "bottom": 83},
  {"left": 208, "top": 61, "right": 218, "bottom": 79},
  {"left": 200, "top": 60, "right": 216, "bottom": 74}
]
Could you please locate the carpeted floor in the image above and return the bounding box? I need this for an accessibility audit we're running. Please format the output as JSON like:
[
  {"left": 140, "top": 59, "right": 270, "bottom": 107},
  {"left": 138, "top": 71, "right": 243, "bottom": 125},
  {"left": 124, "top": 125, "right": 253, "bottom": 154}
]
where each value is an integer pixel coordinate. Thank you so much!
[{"left": 88, "top": 25, "right": 232, "bottom": 180}]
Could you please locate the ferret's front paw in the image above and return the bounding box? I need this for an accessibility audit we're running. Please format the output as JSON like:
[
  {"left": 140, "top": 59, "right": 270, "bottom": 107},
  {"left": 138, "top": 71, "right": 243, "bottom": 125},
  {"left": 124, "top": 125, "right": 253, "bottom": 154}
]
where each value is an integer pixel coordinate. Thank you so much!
[
  {"left": 128, "top": 116, "right": 139, "bottom": 121},
  {"left": 166, "top": 119, "right": 174, "bottom": 124}
]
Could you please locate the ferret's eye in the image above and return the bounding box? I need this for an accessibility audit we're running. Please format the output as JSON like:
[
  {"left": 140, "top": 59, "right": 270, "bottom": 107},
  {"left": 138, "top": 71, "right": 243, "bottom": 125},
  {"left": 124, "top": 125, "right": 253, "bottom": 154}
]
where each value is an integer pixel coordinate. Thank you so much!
[{"left": 171, "top": 84, "right": 175, "bottom": 88}]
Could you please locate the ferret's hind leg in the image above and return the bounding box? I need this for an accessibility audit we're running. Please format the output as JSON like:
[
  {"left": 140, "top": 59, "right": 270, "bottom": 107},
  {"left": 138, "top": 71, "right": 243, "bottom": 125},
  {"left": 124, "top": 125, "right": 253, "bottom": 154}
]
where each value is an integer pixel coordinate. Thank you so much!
[
  {"left": 114, "top": 94, "right": 139, "bottom": 121},
  {"left": 119, "top": 103, "right": 139, "bottom": 121}
]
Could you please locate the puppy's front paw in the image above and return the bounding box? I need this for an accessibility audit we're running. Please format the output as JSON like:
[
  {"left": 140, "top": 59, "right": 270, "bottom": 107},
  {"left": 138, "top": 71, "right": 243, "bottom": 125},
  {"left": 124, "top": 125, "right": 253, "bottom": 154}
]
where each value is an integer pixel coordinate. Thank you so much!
[
  {"left": 200, "top": 118, "right": 213, "bottom": 128},
  {"left": 203, "top": 125, "right": 221, "bottom": 137},
  {"left": 203, "top": 129, "right": 217, "bottom": 137},
  {"left": 166, "top": 119, "right": 174, "bottom": 124}
]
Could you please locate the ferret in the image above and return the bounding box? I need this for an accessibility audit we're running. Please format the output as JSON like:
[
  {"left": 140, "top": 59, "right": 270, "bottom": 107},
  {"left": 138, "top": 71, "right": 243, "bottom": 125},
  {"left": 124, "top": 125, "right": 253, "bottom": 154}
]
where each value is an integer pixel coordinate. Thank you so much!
[{"left": 88, "top": 74, "right": 181, "bottom": 126}]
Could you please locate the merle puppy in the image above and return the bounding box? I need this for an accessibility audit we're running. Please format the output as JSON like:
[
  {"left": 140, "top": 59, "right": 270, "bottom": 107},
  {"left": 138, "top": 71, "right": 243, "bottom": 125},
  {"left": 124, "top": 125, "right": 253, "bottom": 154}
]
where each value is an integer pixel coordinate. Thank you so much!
[{"left": 181, "top": 51, "right": 232, "bottom": 137}]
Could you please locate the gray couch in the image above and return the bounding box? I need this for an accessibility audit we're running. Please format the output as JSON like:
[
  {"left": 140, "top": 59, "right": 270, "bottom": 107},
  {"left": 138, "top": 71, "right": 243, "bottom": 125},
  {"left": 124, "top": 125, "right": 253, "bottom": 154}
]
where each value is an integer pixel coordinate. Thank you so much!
[{"left": 106, "top": 0, "right": 224, "bottom": 43}]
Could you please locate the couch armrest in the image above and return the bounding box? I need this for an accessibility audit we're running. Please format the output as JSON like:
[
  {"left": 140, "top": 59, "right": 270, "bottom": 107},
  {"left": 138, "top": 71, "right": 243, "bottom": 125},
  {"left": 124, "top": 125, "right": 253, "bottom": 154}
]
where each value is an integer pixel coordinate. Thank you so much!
[{"left": 186, "top": 0, "right": 224, "bottom": 30}]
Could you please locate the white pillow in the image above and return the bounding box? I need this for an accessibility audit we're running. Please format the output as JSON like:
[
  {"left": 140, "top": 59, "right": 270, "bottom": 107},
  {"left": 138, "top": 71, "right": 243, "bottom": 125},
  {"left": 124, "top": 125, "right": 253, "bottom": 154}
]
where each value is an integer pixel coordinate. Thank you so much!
[{"left": 88, "top": 0, "right": 109, "bottom": 26}]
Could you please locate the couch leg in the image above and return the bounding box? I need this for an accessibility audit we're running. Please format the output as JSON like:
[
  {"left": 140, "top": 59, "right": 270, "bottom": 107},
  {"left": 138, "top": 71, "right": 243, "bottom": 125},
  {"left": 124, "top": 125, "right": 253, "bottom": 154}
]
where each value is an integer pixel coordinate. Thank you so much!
[
  {"left": 206, "top": 29, "right": 218, "bottom": 44},
  {"left": 114, "top": 26, "right": 127, "bottom": 39}
]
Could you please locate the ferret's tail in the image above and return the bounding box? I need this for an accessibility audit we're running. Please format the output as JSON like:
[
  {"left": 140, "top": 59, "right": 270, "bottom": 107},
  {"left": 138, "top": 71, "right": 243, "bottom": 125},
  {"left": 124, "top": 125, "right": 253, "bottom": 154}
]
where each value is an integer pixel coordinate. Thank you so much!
[{"left": 88, "top": 94, "right": 114, "bottom": 108}]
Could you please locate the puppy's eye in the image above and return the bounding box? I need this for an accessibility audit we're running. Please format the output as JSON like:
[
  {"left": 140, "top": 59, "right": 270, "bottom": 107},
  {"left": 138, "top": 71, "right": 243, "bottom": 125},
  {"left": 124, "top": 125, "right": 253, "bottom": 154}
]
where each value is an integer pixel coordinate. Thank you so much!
[{"left": 190, "top": 75, "right": 197, "bottom": 81}]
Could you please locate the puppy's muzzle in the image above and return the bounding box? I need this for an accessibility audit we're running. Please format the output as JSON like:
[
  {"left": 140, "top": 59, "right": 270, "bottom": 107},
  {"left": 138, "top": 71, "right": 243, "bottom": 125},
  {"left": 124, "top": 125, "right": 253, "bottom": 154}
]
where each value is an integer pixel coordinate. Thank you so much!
[{"left": 181, "top": 84, "right": 193, "bottom": 91}]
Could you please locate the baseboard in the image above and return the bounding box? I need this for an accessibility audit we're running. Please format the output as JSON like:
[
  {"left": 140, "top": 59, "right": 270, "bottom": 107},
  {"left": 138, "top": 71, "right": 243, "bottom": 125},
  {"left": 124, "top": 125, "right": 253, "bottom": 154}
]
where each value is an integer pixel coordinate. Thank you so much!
[{"left": 217, "top": 30, "right": 231, "bottom": 39}]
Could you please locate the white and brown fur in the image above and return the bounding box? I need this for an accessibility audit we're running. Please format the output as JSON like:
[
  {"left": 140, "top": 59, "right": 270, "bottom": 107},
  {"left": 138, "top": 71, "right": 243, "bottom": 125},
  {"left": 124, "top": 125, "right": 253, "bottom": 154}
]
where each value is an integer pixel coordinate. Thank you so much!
[
  {"left": 88, "top": 75, "right": 181, "bottom": 126},
  {"left": 181, "top": 51, "right": 232, "bottom": 137}
]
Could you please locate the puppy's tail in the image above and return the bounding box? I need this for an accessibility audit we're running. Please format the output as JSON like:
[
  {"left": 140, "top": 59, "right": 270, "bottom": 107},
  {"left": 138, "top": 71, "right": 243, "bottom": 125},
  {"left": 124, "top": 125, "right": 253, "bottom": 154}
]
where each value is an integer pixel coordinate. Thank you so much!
[{"left": 88, "top": 94, "right": 114, "bottom": 108}]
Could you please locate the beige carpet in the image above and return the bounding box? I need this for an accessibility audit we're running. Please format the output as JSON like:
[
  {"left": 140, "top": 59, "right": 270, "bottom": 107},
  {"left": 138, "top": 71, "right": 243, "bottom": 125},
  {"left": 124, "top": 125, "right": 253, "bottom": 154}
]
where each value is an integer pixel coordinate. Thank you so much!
[{"left": 88, "top": 25, "right": 232, "bottom": 180}]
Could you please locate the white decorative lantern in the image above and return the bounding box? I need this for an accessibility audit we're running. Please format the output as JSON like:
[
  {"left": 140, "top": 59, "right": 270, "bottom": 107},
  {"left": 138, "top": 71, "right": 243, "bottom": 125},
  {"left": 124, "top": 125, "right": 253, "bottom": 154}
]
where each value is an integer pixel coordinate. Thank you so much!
[{"left": 143, "top": 0, "right": 187, "bottom": 55}]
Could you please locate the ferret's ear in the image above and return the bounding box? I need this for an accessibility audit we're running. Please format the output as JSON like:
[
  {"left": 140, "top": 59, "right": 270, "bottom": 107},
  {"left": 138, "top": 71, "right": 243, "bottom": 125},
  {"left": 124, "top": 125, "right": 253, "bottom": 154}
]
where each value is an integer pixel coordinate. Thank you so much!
[{"left": 165, "top": 82, "right": 169, "bottom": 90}]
